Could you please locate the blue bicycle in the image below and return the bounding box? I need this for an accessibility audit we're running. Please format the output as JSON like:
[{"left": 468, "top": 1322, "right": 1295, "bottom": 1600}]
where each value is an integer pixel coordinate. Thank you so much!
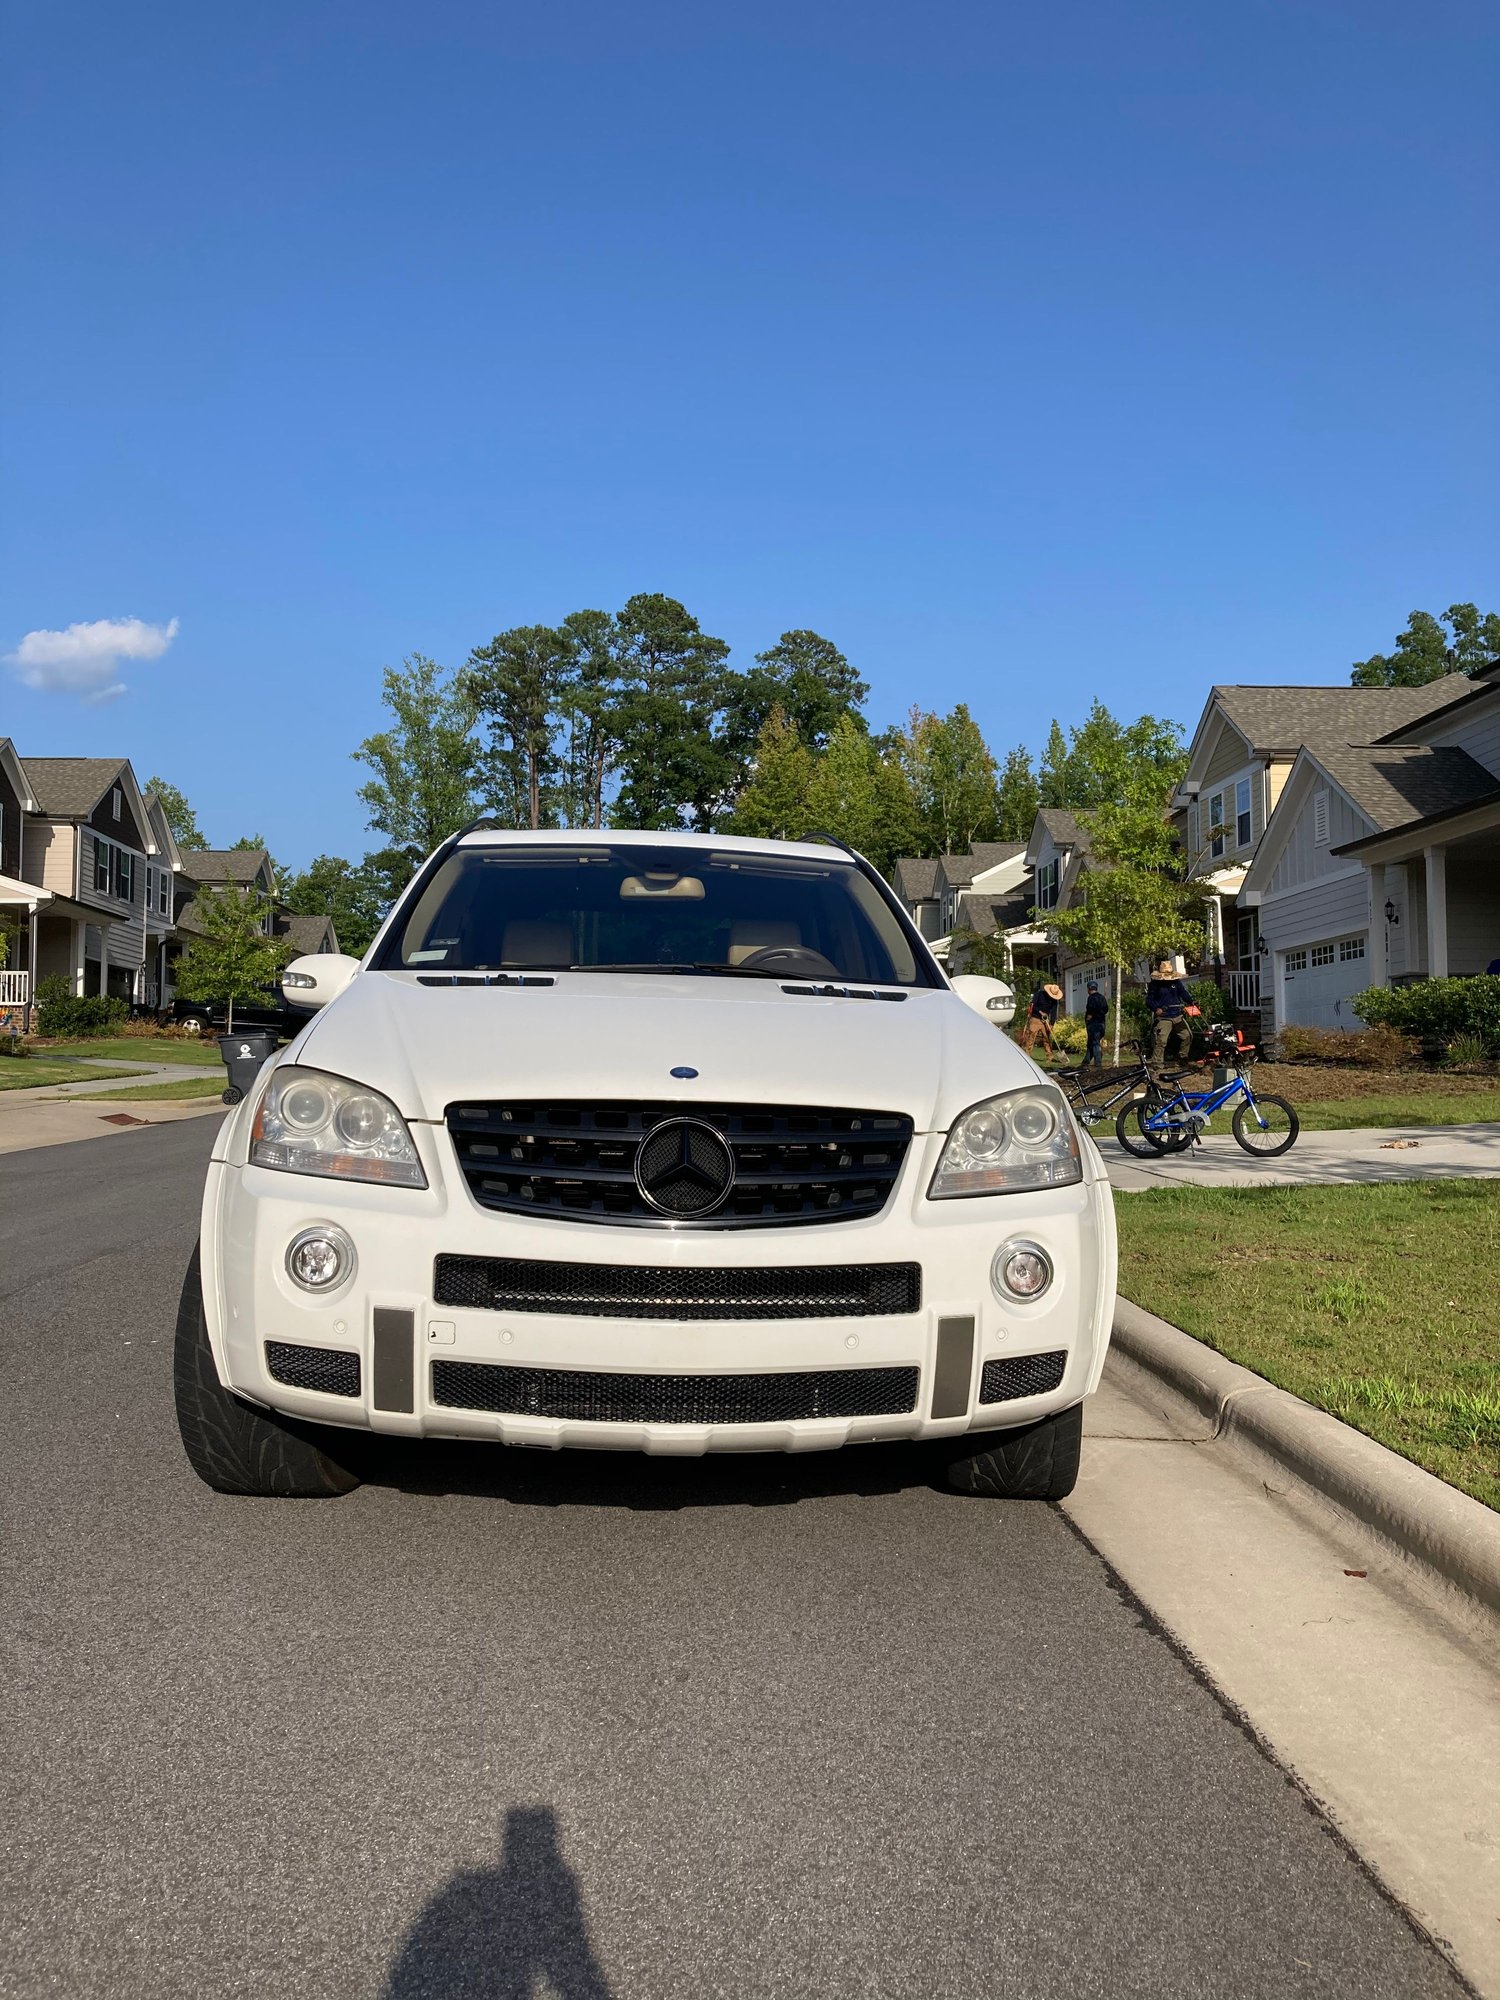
[{"left": 1115, "top": 1024, "right": 1300, "bottom": 1159}]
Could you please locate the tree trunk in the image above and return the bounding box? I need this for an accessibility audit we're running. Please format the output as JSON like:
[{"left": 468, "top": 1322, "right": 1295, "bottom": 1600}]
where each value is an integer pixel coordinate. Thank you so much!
[
  {"left": 227, "top": 992, "right": 234, "bottom": 1034},
  {"left": 1112, "top": 960, "right": 1123, "bottom": 1065}
]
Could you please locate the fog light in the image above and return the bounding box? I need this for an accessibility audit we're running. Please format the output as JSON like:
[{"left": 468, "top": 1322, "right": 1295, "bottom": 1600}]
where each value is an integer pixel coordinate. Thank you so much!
[
  {"left": 286, "top": 1225, "right": 355, "bottom": 1292},
  {"left": 992, "top": 1240, "right": 1052, "bottom": 1301}
]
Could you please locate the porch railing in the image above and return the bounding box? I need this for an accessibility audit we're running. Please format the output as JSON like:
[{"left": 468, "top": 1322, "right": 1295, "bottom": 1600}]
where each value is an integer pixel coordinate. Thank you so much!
[
  {"left": 0, "top": 970, "right": 29, "bottom": 1007},
  {"left": 1226, "top": 967, "right": 1262, "bottom": 1010}
]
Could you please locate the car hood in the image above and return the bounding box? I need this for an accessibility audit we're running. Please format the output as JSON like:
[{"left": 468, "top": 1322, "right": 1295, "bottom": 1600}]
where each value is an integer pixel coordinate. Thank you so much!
[{"left": 291, "top": 970, "right": 1044, "bottom": 1132}]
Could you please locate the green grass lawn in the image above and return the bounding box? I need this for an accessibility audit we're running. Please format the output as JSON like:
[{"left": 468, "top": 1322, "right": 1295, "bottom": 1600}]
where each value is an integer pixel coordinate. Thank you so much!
[
  {"left": 0, "top": 1060, "right": 146, "bottom": 1091},
  {"left": 1290, "top": 1089, "right": 1500, "bottom": 1131},
  {"left": 1115, "top": 1179, "right": 1500, "bottom": 1510},
  {"left": 77, "top": 1072, "right": 230, "bottom": 1102},
  {"left": 36, "top": 1036, "right": 226, "bottom": 1066}
]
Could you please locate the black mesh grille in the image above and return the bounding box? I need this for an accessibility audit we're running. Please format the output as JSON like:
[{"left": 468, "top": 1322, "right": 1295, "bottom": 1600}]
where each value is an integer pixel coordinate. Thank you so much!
[
  {"left": 433, "top": 1255, "right": 921, "bottom": 1320},
  {"left": 444, "top": 1099, "right": 913, "bottom": 1228},
  {"left": 431, "top": 1360, "right": 921, "bottom": 1424},
  {"left": 979, "top": 1350, "right": 1068, "bottom": 1403},
  {"left": 265, "top": 1341, "right": 361, "bottom": 1397}
]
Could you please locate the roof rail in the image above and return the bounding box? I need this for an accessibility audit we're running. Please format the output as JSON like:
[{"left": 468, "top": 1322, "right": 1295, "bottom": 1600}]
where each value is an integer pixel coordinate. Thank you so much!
[{"left": 801, "top": 829, "right": 860, "bottom": 859}]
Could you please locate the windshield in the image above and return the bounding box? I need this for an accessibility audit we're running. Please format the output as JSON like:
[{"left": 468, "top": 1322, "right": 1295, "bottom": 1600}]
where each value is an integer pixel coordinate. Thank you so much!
[{"left": 374, "top": 844, "right": 933, "bottom": 987}]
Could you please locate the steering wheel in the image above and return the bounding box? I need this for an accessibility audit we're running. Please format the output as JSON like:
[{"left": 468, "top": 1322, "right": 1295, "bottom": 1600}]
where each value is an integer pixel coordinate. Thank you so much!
[{"left": 736, "top": 945, "right": 844, "bottom": 977}]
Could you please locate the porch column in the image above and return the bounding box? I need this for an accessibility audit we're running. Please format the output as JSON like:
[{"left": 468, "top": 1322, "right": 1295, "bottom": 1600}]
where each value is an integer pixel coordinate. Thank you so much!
[
  {"left": 1424, "top": 846, "right": 1448, "bottom": 979},
  {"left": 1363, "top": 863, "right": 1388, "bottom": 986}
]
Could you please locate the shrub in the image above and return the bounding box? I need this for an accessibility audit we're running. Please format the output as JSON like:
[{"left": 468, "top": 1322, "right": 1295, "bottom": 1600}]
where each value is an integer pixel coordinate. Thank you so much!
[
  {"left": 1353, "top": 976, "right": 1500, "bottom": 1054},
  {"left": 1276, "top": 1024, "right": 1413, "bottom": 1069},
  {"left": 1050, "top": 1014, "right": 1088, "bottom": 1056},
  {"left": 34, "top": 975, "right": 129, "bottom": 1038},
  {"left": 1118, "top": 991, "right": 1151, "bottom": 1043},
  {"left": 0, "top": 1036, "right": 31, "bottom": 1058},
  {"left": 1187, "top": 978, "right": 1233, "bottom": 1023}
]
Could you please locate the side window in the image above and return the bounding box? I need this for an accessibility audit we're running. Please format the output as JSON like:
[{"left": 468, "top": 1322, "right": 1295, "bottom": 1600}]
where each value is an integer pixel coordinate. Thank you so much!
[
  {"left": 1235, "top": 777, "right": 1252, "bottom": 848},
  {"left": 94, "top": 836, "right": 110, "bottom": 894},
  {"left": 1208, "top": 792, "right": 1225, "bottom": 860}
]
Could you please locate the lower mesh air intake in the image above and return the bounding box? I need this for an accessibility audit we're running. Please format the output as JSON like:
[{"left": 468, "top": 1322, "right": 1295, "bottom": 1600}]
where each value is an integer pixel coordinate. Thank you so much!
[
  {"left": 430, "top": 1360, "right": 920, "bottom": 1424},
  {"left": 265, "top": 1341, "right": 361, "bottom": 1397},
  {"left": 978, "top": 1350, "right": 1067, "bottom": 1403}
]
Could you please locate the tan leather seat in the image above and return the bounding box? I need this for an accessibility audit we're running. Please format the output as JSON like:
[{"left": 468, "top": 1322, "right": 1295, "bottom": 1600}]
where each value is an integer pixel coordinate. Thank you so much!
[
  {"left": 500, "top": 920, "right": 572, "bottom": 966},
  {"left": 726, "top": 920, "right": 801, "bottom": 967}
]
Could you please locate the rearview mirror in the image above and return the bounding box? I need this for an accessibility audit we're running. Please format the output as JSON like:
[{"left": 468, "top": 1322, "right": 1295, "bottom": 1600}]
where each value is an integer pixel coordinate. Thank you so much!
[
  {"left": 282, "top": 953, "right": 360, "bottom": 1011},
  {"left": 949, "top": 974, "right": 1016, "bottom": 1027}
]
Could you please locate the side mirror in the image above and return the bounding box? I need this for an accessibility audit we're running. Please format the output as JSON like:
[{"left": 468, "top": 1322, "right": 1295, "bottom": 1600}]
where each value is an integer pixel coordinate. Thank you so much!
[
  {"left": 950, "top": 973, "right": 1016, "bottom": 1027},
  {"left": 282, "top": 953, "right": 360, "bottom": 1011}
]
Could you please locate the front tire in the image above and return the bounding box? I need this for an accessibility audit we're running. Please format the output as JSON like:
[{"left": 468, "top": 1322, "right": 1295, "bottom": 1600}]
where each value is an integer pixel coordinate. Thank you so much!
[
  {"left": 943, "top": 1402, "right": 1083, "bottom": 1500},
  {"left": 173, "top": 1245, "right": 361, "bottom": 1497},
  {"left": 1231, "top": 1094, "right": 1299, "bottom": 1157}
]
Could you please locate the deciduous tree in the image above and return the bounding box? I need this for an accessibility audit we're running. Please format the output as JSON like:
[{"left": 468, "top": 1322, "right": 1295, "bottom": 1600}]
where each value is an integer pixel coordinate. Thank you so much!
[
  {"left": 175, "top": 884, "right": 291, "bottom": 1032},
  {"left": 727, "top": 708, "right": 815, "bottom": 842},
  {"left": 354, "top": 654, "right": 479, "bottom": 860},
  {"left": 1351, "top": 604, "right": 1500, "bottom": 687},
  {"left": 145, "top": 777, "right": 208, "bottom": 850}
]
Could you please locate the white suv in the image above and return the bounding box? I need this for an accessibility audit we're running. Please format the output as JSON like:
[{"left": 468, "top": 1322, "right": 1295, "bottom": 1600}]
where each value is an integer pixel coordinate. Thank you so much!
[{"left": 175, "top": 831, "right": 1115, "bottom": 1500}]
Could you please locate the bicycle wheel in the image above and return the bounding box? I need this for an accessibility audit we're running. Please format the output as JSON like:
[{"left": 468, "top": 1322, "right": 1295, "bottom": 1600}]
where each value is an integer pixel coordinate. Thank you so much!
[
  {"left": 1115, "top": 1094, "right": 1192, "bottom": 1157},
  {"left": 1231, "top": 1094, "right": 1300, "bottom": 1157}
]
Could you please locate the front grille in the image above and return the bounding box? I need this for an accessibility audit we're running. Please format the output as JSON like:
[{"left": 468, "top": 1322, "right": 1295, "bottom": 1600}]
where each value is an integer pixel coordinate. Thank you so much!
[
  {"left": 979, "top": 1350, "right": 1068, "bottom": 1403},
  {"left": 445, "top": 1099, "right": 913, "bottom": 1228},
  {"left": 433, "top": 1254, "right": 922, "bottom": 1320},
  {"left": 265, "top": 1341, "right": 361, "bottom": 1397},
  {"left": 431, "top": 1360, "right": 921, "bottom": 1424}
]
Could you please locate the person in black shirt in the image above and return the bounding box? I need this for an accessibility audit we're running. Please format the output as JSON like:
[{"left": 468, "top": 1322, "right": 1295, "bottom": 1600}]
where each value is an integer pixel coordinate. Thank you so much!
[
  {"left": 1083, "top": 980, "right": 1108, "bottom": 1067},
  {"left": 1146, "top": 957, "right": 1194, "bottom": 1070}
]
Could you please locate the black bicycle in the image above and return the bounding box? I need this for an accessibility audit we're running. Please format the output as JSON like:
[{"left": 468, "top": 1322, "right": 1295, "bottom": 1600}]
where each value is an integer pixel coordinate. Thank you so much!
[{"left": 1057, "top": 1045, "right": 1176, "bottom": 1154}]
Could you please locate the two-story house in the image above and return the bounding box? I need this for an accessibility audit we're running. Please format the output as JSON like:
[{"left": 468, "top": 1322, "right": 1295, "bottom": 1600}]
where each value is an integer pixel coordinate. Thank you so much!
[
  {"left": 889, "top": 843, "right": 1026, "bottom": 966},
  {"left": 1240, "top": 660, "right": 1500, "bottom": 1033},
  {"left": 0, "top": 738, "right": 53, "bottom": 1027},
  {"left": 167, "top": 848, "right": 338, "bottom": 1003},
  {"left": 1172, "top": 680, "right": 1469, "bottom": 1020}
]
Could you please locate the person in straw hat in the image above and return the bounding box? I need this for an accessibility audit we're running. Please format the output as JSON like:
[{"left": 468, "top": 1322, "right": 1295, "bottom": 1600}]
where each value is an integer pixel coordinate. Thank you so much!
[{"left": 1019, "top": 977, "right": 1064, "bottom": 1056}]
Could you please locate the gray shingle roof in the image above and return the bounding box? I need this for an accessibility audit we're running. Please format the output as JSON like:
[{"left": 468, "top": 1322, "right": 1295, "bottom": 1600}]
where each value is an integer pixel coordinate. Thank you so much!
[
  {"left": 1317, "top": 746, "right": 1500, "bottom": 838},
  {"left": 936, "top": 841, "right": 1025, "bottom": 891},
  {"left": 955, "top": 886, "right": 1033, "bottom": 936},
  {"left": 279, "top": 912, "right": 339, "bottom": 955},
  {"left": 1034, "top": 809, "right": 1087, "bottom": 851},
  {"left": 1211, "top": 680, "right": 1463, "bottom": 756},
  {"left": 891, "top": 855, "right": 939, "bottom": 902},
  {"left": 179, "top": 848, "right": 273, "bottom": 886},
  {"left": 21, "top": 757, "right": 128, "bottom": 817}
]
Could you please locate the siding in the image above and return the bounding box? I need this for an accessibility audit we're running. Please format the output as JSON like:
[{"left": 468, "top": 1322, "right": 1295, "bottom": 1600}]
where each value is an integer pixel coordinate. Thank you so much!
[
  {"left": 22, "top": 822, "right": 77, "bottom": 895},
  {"left": 1447, "top": 851, "right": 1499, "bottom": 975},
  {"left": 1420, "top": 696, "right": 1500, "bottom": 782},
  {"left": 1202, "top": 718, "right": 1253, "bottom": 790},
  {"left": 1267, "top": 784, "right": 1373, "bottom": 893},
  {"left": 1257, "top": 872, "right": 1371, "bottom": 952},
  {"left": 0, "top": 767, "right": 21, "bottom": 877}
]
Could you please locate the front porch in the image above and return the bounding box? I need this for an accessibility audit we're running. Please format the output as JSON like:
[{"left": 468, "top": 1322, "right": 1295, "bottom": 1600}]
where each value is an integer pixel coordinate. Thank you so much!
[
  {"left": 0, "top": 873, "right": 53, "bottom": 1029},
  {"left": 1356, "top": 816, "right": 1500, "bottom": 989}
]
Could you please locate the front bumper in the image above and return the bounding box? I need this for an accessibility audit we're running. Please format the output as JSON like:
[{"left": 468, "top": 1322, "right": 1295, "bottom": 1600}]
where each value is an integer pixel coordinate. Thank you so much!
[{"left": 201, "top": 1121, "right": 1117, "bottom": 1456}]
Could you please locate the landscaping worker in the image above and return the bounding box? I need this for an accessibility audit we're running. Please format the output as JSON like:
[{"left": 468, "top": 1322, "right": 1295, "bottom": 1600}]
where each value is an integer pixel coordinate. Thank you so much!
[
  {"left": 1146, "top": 957, "right": 1194, "bottom": 1070},
  {"left": 1083, "top": 980, "right": 1108, "bottom": 1067},
  {"left": 1020, "top": 979, "right": 1064, "bottom": 1056}
]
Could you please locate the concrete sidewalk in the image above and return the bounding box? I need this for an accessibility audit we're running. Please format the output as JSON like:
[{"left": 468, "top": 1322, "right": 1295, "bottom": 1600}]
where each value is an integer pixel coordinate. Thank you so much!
[
  {"left": 0, "top": 1083, "right": 226, "bottom": 1155},
  {"left": 1100, "top": 1120, "right": 1500, "bottom": 1190}
]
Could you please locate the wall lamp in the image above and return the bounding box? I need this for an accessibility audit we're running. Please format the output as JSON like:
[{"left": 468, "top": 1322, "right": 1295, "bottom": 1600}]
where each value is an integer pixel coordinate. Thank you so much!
[{"left": 1384, "top": 899, "right": 1400, "bottom": 926}]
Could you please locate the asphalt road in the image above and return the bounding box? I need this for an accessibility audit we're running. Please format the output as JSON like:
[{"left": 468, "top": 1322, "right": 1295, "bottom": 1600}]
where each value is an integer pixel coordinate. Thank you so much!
[{"left": 0, "top": 1123, "right": 1468, "bottom": 2000}]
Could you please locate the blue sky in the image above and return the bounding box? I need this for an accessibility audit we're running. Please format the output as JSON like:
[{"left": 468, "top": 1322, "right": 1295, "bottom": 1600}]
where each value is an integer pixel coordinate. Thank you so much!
[{"left": 3, "top": 0, "right": 1496, "bottom": 867}]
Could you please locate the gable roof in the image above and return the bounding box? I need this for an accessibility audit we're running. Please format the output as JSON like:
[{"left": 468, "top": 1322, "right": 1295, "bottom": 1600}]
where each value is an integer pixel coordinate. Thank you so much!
[
  {"left": 934, "top": 841, "right": 1025, "bottom": 893},
  {"left": 1313, "top": 745, "right": 1500, "bottom": 834},
  {"left": 1034, "top": 808, "right": 1085, "bottom": 850},
  {"left": 179, "top": 847, "right": 274, "bottom": 887},
  {"left": 1207, "top": 680, "right": 1464, "bottom": 758},
  {"left": 21, "top": 756, "right": 132, "bottom": 818},
  {"left": 1374, "top": 658, "right": 1500, "bottom": 743},
  {"left": 891, "top": 855, "right": 939, "bottom": 902},
  {"left": 279, "top": 912, "right": 340, "bottom": 955},
  {"left": 0, "top": 738, "right": 36, "bottom": 811}
]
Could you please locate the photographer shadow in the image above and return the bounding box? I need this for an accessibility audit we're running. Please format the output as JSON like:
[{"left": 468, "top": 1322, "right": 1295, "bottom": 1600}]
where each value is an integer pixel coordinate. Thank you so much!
[{"left": 383, "top": 1806, "right": 614, "bottom": 2000}]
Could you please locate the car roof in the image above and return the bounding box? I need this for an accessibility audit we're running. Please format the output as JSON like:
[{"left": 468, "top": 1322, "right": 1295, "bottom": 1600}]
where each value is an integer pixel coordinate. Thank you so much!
[{"left": 454, "top": 829, "right": 856, "bottom": 863}]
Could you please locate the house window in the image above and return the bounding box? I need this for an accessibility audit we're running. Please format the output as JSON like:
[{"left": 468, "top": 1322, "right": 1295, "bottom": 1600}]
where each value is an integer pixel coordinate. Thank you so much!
[
  {"left": 1208, "top": 792, "right": 1226, "bottom": 860},
  {"left": 1313, "top": 789, "right": 1330, "bottom": 845},
  {"left": 1284, "top": 948, "right": 1308, "bottom": 972},
  {"left": 159, "top": 871, "right": 170, "bottom": 916},
  {"left": 94, "top": 836, "right": 110, "bottom": 894},
  {"left": 1235, "top": 777, "right": 1252, "bottom": 849},
  {"left": 1036, "top": 859, "right": 1060, "bottom": 910},
  {"left": 1339, "top": 936, "right": 1365, "bottom": 962},
  {"left": 1311, "top": 942, "right": 1335, "bottom": 967}
]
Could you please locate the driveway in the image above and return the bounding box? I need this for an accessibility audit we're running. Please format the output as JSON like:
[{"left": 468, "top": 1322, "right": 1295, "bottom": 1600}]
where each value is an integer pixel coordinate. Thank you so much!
[
  {"left": 1100, "top": 1120, "right": 1500, "bottom": 1190},
  {"left": 0, "top": 1120, "right": 1468, "bottom": 2000}
]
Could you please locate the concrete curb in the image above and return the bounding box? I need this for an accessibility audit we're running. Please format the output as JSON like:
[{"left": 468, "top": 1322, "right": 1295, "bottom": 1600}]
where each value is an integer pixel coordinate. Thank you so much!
[{"left": 1111, "top": 1296, "right": 1500, "bottom": 1620}]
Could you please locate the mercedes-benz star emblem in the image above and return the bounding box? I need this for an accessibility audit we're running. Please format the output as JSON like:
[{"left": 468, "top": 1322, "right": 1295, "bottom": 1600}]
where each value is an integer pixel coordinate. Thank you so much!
[{"left": 634, "top": 1117, "right": 735, "bottom": 1219}]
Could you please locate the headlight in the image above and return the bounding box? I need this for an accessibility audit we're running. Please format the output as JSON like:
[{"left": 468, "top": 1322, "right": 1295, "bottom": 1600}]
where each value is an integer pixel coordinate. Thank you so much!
[
  {"left": 250, "top": 1066, "right": 426, "bottom": 1188},
  {"left": 928, "top": 1085, "right": 1082, "bottom": 1199}
]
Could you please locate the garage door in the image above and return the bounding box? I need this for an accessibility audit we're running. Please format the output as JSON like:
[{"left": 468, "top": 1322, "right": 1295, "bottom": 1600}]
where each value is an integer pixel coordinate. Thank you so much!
[{"left": 1279, "top": 934, "right": 1369, "bottom": 1029}]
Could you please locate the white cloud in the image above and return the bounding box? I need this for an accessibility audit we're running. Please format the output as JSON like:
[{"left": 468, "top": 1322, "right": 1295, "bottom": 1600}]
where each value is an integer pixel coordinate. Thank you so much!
[{"left": 6, "top": 615, "right": 180, "bottom": 703}]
